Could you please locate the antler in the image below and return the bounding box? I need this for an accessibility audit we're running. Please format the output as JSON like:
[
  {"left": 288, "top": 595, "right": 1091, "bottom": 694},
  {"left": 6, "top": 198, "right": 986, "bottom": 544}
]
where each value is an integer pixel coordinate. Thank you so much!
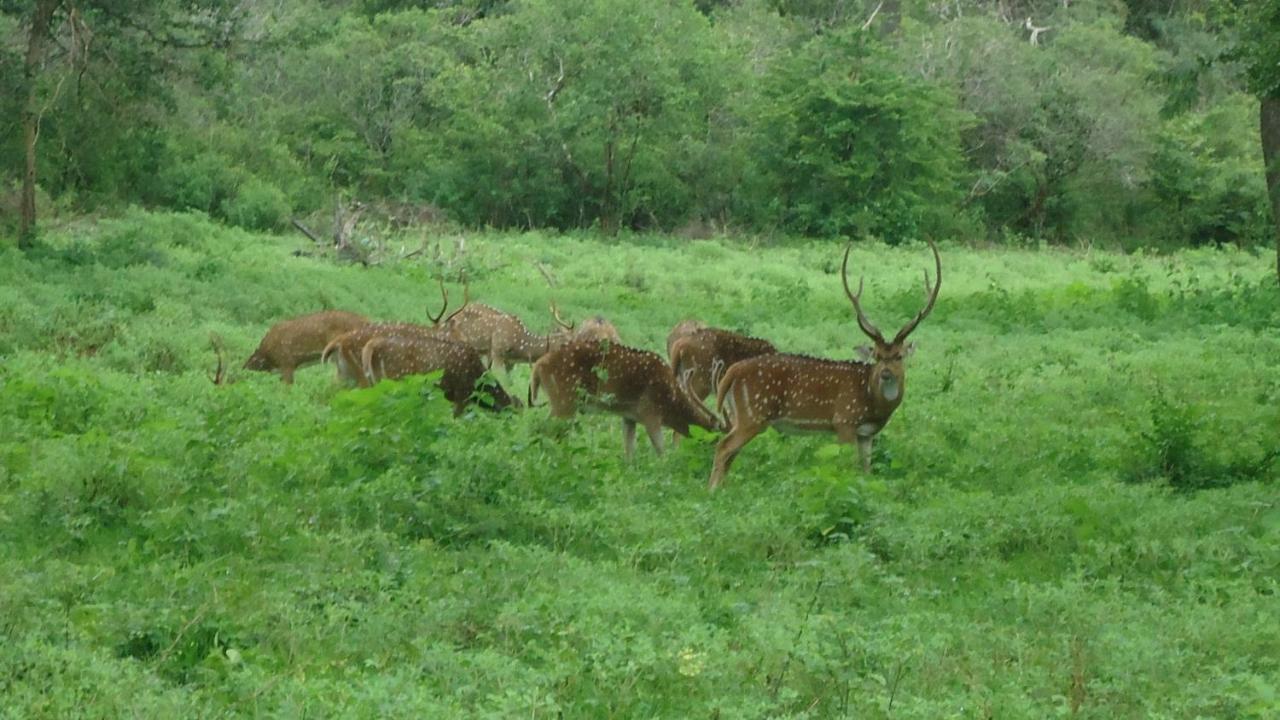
[
  {"left": 549, "top": 300, "right": 574, "bottom": 332},
  {"left": 676, "top": 365, "right": 726, "bottom": 431},
  {"left": 208, "top": 333, "right": 227, "bottom": 385},
  {"left": 890, "top": 239, "right": 942, "bottom": 345},
  {"left": 426, "top": 277, "right": 450, "bottom": 325},
  {"left": 841, "top": 244, "right": 887, "bottom": 344},
  {"left": 441, "top": 272, "right": 471, "bottom": 325}
]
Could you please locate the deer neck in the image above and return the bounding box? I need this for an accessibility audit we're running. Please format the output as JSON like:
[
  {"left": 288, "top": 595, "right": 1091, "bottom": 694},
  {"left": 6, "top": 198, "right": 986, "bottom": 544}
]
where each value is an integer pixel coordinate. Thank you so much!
[{"left": 864, "top": 365, "right": 904, "bottom": 421}]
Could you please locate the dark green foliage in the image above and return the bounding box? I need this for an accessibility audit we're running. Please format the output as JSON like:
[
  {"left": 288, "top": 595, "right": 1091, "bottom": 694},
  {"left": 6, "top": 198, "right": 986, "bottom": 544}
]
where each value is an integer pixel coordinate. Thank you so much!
[
  {"left": 1136, "top": 389, "right": 1203, "bottom": 488},
  {"left": 218, "top": 178, "right": 291, "bottom": 231},
  {"left": 1129, "top": 389, "right": 1280, "bottom": 491},
  {"left": 1149, "top": 95, "right": 1271, "bottom": 247},
  {"left": 5, "top": 0, "right": 1273, "bottom": 247},
  {"left": 1231, "top": 0, "right": 1280, "bottom": 97},
  {"left": 427, "top": 0, "right": 741, "bottom": 231},
  {"left": 755, "top": 30, "right": 968, "bottom": 239}
]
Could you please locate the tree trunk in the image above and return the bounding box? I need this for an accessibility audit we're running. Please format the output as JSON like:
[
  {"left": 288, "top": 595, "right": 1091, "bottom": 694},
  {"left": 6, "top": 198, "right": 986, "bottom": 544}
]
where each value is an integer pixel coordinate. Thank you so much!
[
  {"left": 1262, "top": 96, "right": 1280, "bottom": 283},
  {"left": 19, "top": 0, "right": 58, "bottom": 249}
]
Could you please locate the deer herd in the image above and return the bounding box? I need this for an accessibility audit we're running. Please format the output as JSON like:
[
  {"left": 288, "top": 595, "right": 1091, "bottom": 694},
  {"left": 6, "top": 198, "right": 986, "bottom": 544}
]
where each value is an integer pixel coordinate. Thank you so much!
[{"left": 219, "top": 242, "right": 942, "bottom": 489}]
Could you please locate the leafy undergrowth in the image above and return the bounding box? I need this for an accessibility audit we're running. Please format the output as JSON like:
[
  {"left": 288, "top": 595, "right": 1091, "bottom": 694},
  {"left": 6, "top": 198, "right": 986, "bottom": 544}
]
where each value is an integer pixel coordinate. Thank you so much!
[{"left": 2, "top": 211, "right": 1279, "bottom": 718}]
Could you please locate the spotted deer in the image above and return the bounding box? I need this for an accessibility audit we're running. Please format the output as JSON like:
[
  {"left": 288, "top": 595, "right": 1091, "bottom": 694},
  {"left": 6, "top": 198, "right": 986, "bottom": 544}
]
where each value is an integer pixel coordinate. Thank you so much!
[
  {"left": 669, "top": 327, "right": 777, "bottom": 402},
  {"left": 529, "top": 339, "right": 723, "bottom": 460},
  {"left": 320, "top": 280, "right": 465, "bottom": 386},
  {"left": 323, "top": 323, "right": 438, "bottom": 387},
  {"left": 360, "top": 333, "right": 517, "bottom": 416},
  {"left": 708, "top": 240, "right": 941, "bottom": 489},
  {"left": 443, "top": 301, "right": 621, "bottom": 376},
  {"left": 243, "top": 310, "right": 370, "bottom": 383}
]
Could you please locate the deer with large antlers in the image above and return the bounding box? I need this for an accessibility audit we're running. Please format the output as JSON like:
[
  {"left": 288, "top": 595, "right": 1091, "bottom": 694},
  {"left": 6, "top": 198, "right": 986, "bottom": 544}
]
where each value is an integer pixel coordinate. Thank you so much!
[
  {"left": 361, "top": 333, "right": 518, "bottom": 416},
  {"left": 669, "top": 327, "right": 778, "bottom": 402},
  {"left": 443, "top": 301, "right": 621, "bottom": 376},
  {"left": 708, "top": 240, "right": 941, "bottom": 490},
  {"left": 530, "top": 339, "right": 722, "bottom": 460},
  {"left": 321, "top": 280, "right": 466, "bottom": 386},
  {"left": 243, "top": 310, "right": 370, "bottom": 384}
]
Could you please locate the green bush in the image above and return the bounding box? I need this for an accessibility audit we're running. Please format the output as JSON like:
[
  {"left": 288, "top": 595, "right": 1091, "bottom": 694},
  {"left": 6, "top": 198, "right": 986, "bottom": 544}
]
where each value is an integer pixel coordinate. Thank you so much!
[
  {"left": 218, "top": 178, "right": 291, "bottom": 232},
  {"left": 152, "top": 151, "right": 240, "bottom": 216},
  {"left": 1149, "top": 94, "right": 1271, "bottom": 248},
  {"left": 754, "top": 30, "right": 968, "bottom": 239}
]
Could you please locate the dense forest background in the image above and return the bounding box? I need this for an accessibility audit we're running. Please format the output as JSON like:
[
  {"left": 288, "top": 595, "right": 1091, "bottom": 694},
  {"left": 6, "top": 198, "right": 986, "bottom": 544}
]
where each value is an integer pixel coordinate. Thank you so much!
[{"left": 3, "top": 0, "right": 1279, "bottom": 253}]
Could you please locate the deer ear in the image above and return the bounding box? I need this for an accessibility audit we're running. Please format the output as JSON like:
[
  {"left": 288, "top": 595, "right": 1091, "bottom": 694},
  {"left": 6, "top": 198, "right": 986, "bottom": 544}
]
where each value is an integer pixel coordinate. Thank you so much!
[
  {"left": 855, "top": 345, "right": 874, "bottom": 361},
  {"left": 903, "top": 342, "right": 917, "bottom": 358}
]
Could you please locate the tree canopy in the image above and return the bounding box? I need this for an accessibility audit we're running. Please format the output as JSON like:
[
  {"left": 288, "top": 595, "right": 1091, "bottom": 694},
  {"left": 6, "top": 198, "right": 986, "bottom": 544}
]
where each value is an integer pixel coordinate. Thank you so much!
[{"left": 2, "top": 0, "right": 1276, "bottom": 253}]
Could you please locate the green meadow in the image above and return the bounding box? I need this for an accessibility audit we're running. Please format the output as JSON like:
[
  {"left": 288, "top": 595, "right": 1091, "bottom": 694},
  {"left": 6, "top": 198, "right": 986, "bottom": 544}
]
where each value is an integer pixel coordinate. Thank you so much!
[{"left": 1, "top": 211, "right": 1278, "bottom": 718}]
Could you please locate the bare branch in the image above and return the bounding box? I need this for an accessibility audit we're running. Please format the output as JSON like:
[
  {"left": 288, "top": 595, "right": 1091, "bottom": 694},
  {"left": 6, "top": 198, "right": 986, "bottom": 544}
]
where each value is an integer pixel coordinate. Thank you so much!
[
  {"left": 535, "top": 261, "right": 558, "bottom": 288},
  {"left": 861, "top": 0, "right": 884, "bottom": 31},
  {"left": 1024, "top": 17, "right": 1050, "bottom": 45},
  {"left": 291, "top": 218, "right": 323, "bottom": 244},
  {"left": 545, "top": 54, "right": 565, "bottom": 105}
]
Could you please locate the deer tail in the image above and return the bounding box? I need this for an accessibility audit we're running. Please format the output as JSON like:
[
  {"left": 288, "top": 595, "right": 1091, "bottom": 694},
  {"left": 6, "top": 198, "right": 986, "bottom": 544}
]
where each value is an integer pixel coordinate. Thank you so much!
[
  {"left": 715, "top": 362, "right": 741, "bottom": 419},
  {"left": 321, "top": 338, "right": 340, "bottom": 365},
  {"left": 669, "top": 336, "right": 690, "bottom": 373},
  {"left": 361, "top": 337, "right": 383, "bottom": 384}
]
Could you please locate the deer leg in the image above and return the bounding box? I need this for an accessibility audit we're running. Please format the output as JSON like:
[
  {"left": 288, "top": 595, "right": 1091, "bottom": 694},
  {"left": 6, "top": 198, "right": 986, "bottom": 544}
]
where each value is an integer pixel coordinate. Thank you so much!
[
  {"left": 488, "top": 342, "right": 502, "bottom": 375},
  {"left": 622, "top": 418, "right": 637, "bottom": 462},
  {"left": 709, "top": 423, "right": 764, "bottom": 491},
  {"left": 281, "top": 365, "right": 295, "bottom": 384},
  {"left": 856, "top": 435, "right": 874, "bottom": 474},
  {"left": 643, "top": 419, "right": 665, "bottom": 457},
  {"left": 342, "top": 347, "right": 370, "bottom": 387},
  {"left": 836, "top": 423, "right": 875, "bottom": 474}
]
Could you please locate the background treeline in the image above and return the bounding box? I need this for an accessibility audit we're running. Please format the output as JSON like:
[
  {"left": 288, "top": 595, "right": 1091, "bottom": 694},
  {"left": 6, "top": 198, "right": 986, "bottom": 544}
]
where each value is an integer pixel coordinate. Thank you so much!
[{"left": 2, "top": 0, "right": 1277, "bottom": 249}]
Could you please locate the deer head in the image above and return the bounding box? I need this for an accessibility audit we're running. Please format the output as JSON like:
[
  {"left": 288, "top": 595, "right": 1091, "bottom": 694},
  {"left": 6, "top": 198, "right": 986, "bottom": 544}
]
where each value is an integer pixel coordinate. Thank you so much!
[
  {"left": 841, "top": 239, "right": 941, "bottom": 406},
  {"left": 360, "top": 332, "right": 517, "bottom": 416}
]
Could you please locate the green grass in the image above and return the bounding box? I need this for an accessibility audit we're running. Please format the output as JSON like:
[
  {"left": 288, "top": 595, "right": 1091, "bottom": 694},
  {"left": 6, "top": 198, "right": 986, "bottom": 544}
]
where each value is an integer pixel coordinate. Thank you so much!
[{"left": 2, "top": 210, "right": 1279, "bottom": 718}]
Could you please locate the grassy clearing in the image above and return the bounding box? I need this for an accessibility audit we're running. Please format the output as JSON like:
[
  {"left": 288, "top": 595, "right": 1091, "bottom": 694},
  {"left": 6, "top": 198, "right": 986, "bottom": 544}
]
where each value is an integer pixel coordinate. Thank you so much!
[{"left": 1, "top": 210, "right": 1278, "bottom": 718}]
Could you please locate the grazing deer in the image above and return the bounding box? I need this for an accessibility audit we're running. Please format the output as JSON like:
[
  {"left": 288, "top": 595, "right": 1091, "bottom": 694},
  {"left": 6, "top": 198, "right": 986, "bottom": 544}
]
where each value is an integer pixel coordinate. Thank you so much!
[
  {"left": 669, "top": 327, "right": 777, "bottom": 402},
  {"left": 530, "top": 339, "right": 722, "bottom": 460},
  {"left": 361, "top": 333, "right": 518, "bottom": 416},
  {"left": 443, "top": 301, "right": 620, "bottom": 376},
  {"left": 665, "top": 319, "right": 708, "bottom": 360},
  {"left": 243, "top": 310, "right": 370, "bottom": 384},
  {"left": 321, "top": 280, "right": 466, "bottom": 386},
  {"left": 708, "top": 240, "right": 941, "bottom": 489},
  {"left": 323, "top": 323, "right": 443, "bottom": 387}
]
